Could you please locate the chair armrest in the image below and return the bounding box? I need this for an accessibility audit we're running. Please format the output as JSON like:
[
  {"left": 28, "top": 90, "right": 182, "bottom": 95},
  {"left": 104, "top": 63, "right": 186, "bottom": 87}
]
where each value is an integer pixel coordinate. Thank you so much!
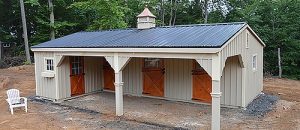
[
  {"left": 6, "top": 99, "right": 12, "bottom": 106},
  {"left": 20, "top": 97, "right": 27, "bottom": 104}
]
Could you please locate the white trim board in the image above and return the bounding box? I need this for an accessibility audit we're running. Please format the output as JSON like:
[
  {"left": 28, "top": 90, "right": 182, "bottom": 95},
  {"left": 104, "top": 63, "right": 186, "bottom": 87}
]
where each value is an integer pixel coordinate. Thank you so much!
[{"left": 31, "top": 47, "right": 220, "bottom": 54}]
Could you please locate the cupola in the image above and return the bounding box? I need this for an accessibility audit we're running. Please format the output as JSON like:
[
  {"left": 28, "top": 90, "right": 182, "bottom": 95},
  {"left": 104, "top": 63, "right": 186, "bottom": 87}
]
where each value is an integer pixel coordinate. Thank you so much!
[{"left": 137, "top": 6, "right": 156, "bottom": 29}]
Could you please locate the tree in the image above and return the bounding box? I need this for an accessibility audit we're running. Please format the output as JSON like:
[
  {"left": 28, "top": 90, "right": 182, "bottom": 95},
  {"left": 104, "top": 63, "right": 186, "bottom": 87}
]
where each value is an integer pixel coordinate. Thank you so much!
[
  {"left": 69, "top": 0, "right": 128, "bottom": 30},
  {"left": 19, "top": 0, "right": 31, "bottom": 63},
  {"left": 226, "top": 0, "right": 300, "bottom": 79},
  {"left": 203, "top": 0, "right": 208, "bottom": 23},
  {"left": 48, "top": 0, "right": 55, "bottom": 40}
]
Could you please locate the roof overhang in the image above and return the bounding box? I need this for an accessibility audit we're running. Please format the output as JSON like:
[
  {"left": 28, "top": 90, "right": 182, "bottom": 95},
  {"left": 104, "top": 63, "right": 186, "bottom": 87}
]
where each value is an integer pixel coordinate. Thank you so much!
[{"left": 31, "top": 47, "right": 220, "bottom": 54}]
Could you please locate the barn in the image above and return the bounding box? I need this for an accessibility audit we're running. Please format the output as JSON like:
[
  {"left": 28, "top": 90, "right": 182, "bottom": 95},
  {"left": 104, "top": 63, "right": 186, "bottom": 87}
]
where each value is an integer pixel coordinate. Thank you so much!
[{"left": 31, "top": 7, "right": 264, "bottom": 130}]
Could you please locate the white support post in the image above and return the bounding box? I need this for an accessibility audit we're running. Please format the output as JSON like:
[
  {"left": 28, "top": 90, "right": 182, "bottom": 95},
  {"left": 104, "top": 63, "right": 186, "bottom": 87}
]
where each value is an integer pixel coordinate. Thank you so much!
[
  {"left": 114, "top": 71, "right": 123, "bottom": 116},
  {"left": 211, "top": 80, "right": 221, "bottom": 130},
  {"left": 211, "top": 54, "right": 221, "bottom": 130},
  {"left": 113, "top": 53, "right": 123, "bottom": 116},
  {"left": 108, "top": 53, "right": 131, "bottom": 116}
]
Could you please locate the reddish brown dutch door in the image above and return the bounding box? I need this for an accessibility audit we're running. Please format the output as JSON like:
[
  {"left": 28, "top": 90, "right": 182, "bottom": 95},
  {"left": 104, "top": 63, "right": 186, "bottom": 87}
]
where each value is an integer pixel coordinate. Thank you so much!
[
  {"left": 142, "top": 58, "right": 165, "bottom": 97},
  {"left": 103, "top": 59, "right": 115, "bottom": 91},
  {"left": 70, "top": 56, "right": 85, "bottom": 96},
  {"left": 192, "top": 61, "right": 212, "bottom": 103}
]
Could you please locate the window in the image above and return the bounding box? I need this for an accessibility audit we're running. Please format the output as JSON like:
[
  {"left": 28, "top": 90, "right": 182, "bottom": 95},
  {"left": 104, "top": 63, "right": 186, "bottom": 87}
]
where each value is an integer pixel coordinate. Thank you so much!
[
  {"left": 246, "top": 33, "right": 249, "bottom": 48},
  {"left": 45, "top": 58, "right": 54, "bottom": 71},
  {"left": 144, "top": 58, "right": 161, "bottom": 68},
  {"left": 3, "top": 43, "right": 10, "bottom": 48},
  {"left": 252, "top": 55, "right": 257, "bottom": 71},
  {"left": 138, "top": 17, "right": 148, "bottom": 22},
  {"left": 71, "top": 56, "right": 83, "bottom": 75}
]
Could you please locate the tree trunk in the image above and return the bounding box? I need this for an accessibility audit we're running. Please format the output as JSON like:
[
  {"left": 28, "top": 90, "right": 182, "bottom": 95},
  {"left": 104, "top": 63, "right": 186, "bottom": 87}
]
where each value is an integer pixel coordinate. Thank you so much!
[
  {"left": 161, "top": 0, "right": 165, "bottom": 26},
  {"left": 172, "top": 0, "right": 177, "bottom": 26},
  {"left": 204, "top": 0, "right": 208, "bottom": 23},
  {"left": 48, "top": 0, "right": 55, "bottom": 40},
  {"left": 278, "top": 48, "right": 282, "bottom": 78},
  {"left": 169, "top": 0, "right": 173, "bottom": 26},
  {"left": 19, "top": 0, "right": 31, "bottom": 63}
]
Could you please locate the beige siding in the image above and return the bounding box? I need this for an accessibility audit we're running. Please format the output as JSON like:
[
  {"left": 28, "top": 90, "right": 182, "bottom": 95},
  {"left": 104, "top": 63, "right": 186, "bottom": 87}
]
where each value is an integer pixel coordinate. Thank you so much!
[
  {"left": 165, "top": 59, "right": 193, "bottom": 100},
  {"left": 123, "top": 58, "right": 143, "bottom": 96},
  {"left": 220, "top": 30, "right": 245, "bottom": 71},
  {"left": 220, "top": 29, "right": 264, "bottom": 107},
  {"left": 244, "top": 30, "right": 264, "bottom": 106},
  {"left": 84, "top": 56, "right": 103, "bottom": 93},
  {"left": 220, "top": 56, "right": 242, "bottom": 106},
  {"left": 57, "top": 56, "right": 103, "bottom": 99},
  {"left": 122, "top": 58, "right": 193, "bottom": 101},
  {"left": 196, "top": 59, "right": 212, "bottom": 76},
  {"left": 34, "top": 52, "right": 56, "bottom": 99},
  {"left": 57, "top": 56, "right": 71, "bottom": 99}
]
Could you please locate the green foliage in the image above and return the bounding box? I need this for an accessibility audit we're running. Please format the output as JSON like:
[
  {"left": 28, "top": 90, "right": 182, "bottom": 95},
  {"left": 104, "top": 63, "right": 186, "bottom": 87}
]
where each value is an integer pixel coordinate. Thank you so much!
[
  {"left": 69, "top": 0, "right": 128, "bottom": 30},
  {"left": 225, "top": 0, "right": 300, "bottom": 79},
  {"left": 23, "top": 60, "right": 32, "bottom": 65}
]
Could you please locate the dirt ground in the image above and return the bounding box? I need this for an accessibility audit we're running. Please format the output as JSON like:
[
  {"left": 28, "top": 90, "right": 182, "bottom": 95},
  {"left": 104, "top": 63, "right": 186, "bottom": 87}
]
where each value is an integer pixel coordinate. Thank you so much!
[{"left": 0, "top": 65, "right": 300, "bottom": 129}]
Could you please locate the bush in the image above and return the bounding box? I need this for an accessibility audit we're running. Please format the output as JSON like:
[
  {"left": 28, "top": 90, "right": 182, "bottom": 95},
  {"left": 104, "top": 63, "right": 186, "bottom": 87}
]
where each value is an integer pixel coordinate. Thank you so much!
[
  {"left": 2, "top": 56, "right": 26, "bottom": 68},
  {"left": 23, "top": 61, "right": 32, "bottom": 65},
  {"left": 0, "top": 60, "right": 8, "bottom": 69}
]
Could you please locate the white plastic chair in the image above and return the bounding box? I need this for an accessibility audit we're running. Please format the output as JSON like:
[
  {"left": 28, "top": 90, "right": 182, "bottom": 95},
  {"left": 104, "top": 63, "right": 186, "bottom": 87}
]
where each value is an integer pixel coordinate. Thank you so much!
[{"left": 6, "top": 89, "right": 28, "bottom": 115}]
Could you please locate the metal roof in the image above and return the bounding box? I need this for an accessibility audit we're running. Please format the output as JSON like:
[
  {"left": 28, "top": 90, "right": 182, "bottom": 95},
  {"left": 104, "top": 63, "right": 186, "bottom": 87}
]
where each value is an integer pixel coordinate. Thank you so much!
[{"left": 32, "top": 22, "right": 246, "bottom": 48}]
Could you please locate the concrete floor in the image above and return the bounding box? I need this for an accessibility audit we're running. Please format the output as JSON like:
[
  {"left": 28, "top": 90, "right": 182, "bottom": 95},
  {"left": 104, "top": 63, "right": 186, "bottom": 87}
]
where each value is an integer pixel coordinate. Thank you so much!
[{"left": 60, "top": 91, "right": 248, "bottom": 129}]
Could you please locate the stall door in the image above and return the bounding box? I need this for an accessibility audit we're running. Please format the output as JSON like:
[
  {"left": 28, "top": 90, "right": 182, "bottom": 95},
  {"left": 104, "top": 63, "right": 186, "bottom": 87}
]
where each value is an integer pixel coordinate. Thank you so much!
[
  {"left": 142, "top": 58, "right": 165, "bottom": 97},
  {"left": 70, "top": 56, "right": 85, "bottom": 96},
  {"left": 192, "top": 61, "right": 212, "bottom": 103},
  {"left": 103, "top": 60, "right": 115, "bottom": 91}
]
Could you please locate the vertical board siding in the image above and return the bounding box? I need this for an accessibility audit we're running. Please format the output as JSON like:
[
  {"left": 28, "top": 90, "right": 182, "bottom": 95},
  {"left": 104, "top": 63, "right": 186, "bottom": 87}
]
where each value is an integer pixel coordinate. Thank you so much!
[
  {"left": 220, "top": 56, "right": 242, "bottom": 106},
  {"left": 220, "top": 29, "right": 264, "bottom": 107},
  {"left": 196, "top": 59, "right": 212, "bottom": 76},
  {"left": 57, "top": 56, "right": 70, "bottom": 99},
  {"left": 34, "top": 52, "right": 56, "bottom": 99},
  {"left": 122, "top": 58, "right": 193, "bottom": 101},
  {"left": 57, "top": 56, "right": 103, "bottom": 99},
  {"left": 123, "top": 58, "right": 143, "bottom": 96},
  {"left": 84, "top": 56, "right": 103, "bottom": 93},
  {"left": 244, "top": 30, "right": 264, "bottom": 105},
  {"left": 165, "top": 59, "right": 193, "bottom": 100}
]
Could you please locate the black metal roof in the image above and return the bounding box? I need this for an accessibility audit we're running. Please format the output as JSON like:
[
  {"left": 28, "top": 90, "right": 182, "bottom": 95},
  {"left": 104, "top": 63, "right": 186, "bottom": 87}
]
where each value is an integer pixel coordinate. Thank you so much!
[{"left": 32, "top": 22, "right": 246, "bottom": 48}]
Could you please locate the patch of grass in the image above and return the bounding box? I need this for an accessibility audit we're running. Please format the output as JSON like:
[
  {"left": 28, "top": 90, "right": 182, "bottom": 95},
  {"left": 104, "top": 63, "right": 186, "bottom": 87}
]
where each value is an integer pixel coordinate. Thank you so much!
[{"left": 23, "top": 60, "right": 32, "bottom": 65}]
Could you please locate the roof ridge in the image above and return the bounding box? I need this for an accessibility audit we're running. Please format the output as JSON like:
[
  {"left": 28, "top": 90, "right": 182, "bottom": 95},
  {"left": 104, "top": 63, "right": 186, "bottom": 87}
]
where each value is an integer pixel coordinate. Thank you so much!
[
  {"left": 77, "top": 22, "right": 246, "bottom": 33},
  {"left": 157, "top": 22, "right": 247, "bottom": 28},
  {"left": 80, "top": 28, "right": 136, "bottom": 33}
]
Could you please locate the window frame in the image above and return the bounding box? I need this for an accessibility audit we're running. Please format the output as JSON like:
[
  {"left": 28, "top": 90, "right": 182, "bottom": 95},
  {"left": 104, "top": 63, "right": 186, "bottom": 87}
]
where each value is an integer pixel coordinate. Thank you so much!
[
  {"left": 143, "top": 58, "right": 161, "bottom": 69},
  {"left": 70, "top": 56, "right": 83, "bottom": 75},
  {"left": 44, "top": 57, "right": 54, "bottom": 72},
  {"left": 3, "top": 43, "right": 10, "bottom": 48},
  {"left": 252, "top": 54, "right": 257, "bottom": 71}
]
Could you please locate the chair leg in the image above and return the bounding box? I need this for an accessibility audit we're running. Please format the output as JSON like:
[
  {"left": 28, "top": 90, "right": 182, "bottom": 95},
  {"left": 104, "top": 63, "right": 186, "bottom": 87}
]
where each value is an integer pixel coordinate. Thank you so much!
[
  {"left": 25, "top": 105, "right": 28, "bottom": 113},
  {"left": 10, "top": 107, "right": 14, "bottom": 115}
]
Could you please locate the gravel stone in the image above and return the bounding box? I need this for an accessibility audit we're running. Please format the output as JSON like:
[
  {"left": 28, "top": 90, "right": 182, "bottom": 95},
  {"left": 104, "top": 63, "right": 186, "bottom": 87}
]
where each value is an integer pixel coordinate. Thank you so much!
[{"left": 244, "top": 93, "right": 279, "bottom": 117}]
